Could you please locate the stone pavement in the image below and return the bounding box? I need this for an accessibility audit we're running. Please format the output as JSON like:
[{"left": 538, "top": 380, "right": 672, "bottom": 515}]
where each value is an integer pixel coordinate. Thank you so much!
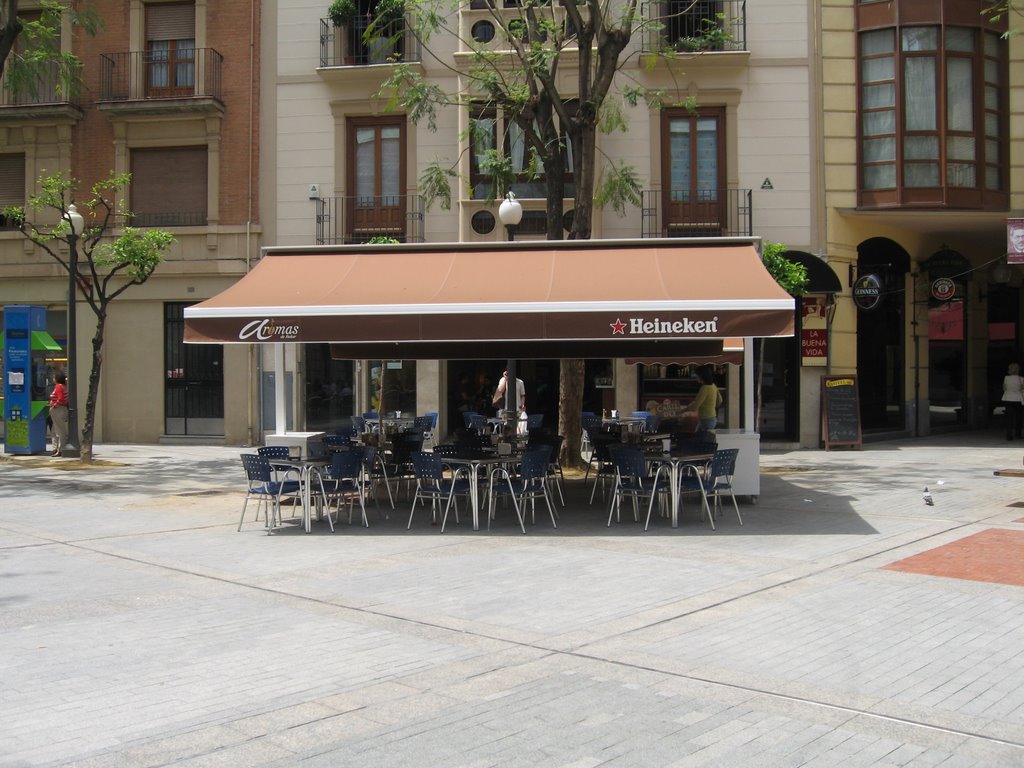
[{"left": 1, "top": 433, "right": 1023, "bottom": 767}]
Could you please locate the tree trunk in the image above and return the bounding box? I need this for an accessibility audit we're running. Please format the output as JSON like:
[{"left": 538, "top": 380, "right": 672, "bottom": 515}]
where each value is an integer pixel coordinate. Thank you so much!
[
  {"left": 0, "top": 2, "right": 23, "bottom": 82},
  {"left": 80, "top": 309, "right": 107, "bottom": 463},
  {"left": 559, "top": 358, "right": 585, "bottom": 469}
]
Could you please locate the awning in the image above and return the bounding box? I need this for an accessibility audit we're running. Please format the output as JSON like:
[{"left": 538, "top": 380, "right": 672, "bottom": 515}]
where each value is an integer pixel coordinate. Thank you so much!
[
  {"left": 625, "top": 339, "right": 745, "bottom": 367},
  {"left": 783, "top": 250, "right": 842, "bottom": 293},
  {"left": 184, "top": 240, "right": 794, "bottom": 356}
]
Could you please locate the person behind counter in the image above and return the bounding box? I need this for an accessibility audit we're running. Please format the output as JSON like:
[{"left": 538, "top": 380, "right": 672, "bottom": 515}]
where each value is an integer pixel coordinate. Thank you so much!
[{"left": 683, "top": 365, "right": 722, "bottom": 433}]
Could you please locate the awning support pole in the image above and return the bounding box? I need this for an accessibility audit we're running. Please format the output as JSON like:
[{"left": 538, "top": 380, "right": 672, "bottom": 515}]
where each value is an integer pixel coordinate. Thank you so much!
[
  {"left": 743, "top": 338, "right": 754, "bottom": 431},
  {"left": 275, "top": 342, "right": 286, "bottom": 434}
]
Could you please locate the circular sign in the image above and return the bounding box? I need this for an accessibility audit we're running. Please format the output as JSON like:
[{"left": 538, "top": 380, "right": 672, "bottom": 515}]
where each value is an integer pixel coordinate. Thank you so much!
[
  {"left": 931, "top": 277, "right": 956, "bottom": 301},
  {"left": 852, "top": 273, "right": 883, "bottom": 311}
]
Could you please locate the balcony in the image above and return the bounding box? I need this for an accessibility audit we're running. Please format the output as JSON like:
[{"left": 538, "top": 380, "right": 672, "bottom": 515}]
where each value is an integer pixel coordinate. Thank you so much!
[
  {"left": 642, "top": 0, "right": 747, "bottom": 54},
  {"left": 130, "top": 211, "right": 208, "bottom": 228},
  {"left": 320, "top": 18, "right": 420, "bottom": 68},
  {"left": 315, "top": 195, "right": 425, "bottom": 245},
  {"left": 641, "top": 188, "right": 752, "bottom": 238},
  {"left": 97, "top": 48, "right": 224, "bottom": 114},
  {"left": 0, "top": 60, "right": 82, "bottom": 122}
]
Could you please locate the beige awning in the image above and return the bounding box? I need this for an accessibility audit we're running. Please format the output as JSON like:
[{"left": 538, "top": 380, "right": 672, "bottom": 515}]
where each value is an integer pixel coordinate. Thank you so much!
[{"left": 184, "top": 240, "right": 794, "bottom": 357}]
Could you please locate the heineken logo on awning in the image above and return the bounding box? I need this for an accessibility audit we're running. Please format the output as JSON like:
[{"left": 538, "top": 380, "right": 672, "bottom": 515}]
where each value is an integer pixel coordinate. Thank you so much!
[{"left": 610, "top": 317, "right": 720, "bottom": 336}]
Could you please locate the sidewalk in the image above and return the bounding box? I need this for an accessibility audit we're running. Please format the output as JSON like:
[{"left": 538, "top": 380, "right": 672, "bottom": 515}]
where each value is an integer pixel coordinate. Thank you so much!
[{"left": 1, "top": 433, "right": 1023, "bottom": 766}]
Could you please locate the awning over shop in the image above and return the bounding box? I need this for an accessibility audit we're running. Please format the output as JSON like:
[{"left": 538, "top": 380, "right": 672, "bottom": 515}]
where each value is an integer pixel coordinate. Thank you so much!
[
  {"left": 184, "top": 239, "right": 794, "bottom": 356},
  {"left": 625, "top": 339, "right": 745, "bottom": 367}
]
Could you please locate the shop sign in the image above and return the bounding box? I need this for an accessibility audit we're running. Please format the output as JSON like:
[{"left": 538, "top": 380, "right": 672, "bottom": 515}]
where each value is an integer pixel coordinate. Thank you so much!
[
  {"left": 801, "top": 296, "right": 827, "bottom": 367},
  {"left": 852, "top": 273, "right": 882, "bottom": 311},
  {"left": 931, "top": 277, "right": 956, "bottom": 301}
]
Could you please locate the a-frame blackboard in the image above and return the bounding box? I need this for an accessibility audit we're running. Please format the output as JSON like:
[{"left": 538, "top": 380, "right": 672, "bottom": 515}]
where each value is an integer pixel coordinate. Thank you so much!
[{"left": 821, "top": 375, "right": 862, "bottom": 450}]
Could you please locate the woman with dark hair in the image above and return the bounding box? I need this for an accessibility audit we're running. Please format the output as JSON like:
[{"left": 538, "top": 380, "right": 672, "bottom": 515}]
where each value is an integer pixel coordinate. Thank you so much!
[
  {"left": 48, "top": 372, "right": 69, "bottom": 457},
  {"left": 683, "top": 365, "right": 722, "bottom": 433}
]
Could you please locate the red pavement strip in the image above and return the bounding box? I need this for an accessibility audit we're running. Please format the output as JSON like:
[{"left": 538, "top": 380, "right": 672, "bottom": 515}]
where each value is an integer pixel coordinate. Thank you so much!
[{"left": 884, "top": 528, "right": 1024, "bottom": 587}]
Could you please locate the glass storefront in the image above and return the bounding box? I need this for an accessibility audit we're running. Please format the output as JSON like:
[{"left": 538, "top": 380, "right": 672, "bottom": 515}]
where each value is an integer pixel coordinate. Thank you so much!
[{"left": 304, "top": 346, "right": 355, "bottom": 431}]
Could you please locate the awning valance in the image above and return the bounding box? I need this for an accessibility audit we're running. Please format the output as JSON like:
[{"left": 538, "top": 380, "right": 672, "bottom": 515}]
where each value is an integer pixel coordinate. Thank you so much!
[{"left": 184, "top": 240, "right": 794, "bottom": 355}]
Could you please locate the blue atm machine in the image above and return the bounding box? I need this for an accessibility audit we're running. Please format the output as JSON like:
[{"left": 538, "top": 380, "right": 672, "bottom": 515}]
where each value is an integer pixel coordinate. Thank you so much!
[{"left": 3, "top": 305, "right": 63, "bottom": 454}]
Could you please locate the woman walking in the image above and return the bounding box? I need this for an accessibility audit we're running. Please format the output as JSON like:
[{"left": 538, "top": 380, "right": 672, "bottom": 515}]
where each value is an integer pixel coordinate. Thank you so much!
[{"left": 49, "top": 372, "right": 69, "bottom": 457}]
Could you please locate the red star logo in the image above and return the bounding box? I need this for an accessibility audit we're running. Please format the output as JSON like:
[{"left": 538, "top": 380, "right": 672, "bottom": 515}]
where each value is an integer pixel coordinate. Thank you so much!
[{"left": 610, "top": 318, "right": 626, "bottom": 335}]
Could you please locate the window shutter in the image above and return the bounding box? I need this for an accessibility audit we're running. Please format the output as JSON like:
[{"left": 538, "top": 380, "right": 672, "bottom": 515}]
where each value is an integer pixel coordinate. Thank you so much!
[
  {"left": 146, "top": 2, "right": 196, "bottom": 41},
  {"left": 0, "top": 154, "right": 26, "bottom": 206},
  {"left": 131, "top": 147, "right": 207, "bottom": 225}
]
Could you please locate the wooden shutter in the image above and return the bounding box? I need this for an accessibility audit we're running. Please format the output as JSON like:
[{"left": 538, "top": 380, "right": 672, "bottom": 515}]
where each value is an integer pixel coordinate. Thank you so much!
[
  {"left": 131, "top": 147, "right": 207, "bottom": 225},
  {"left": 0, "top": 154, "right": 26, "bottom": 207},
  {"left": 146, "top": 2, "right": 195, "bottom": 41}
]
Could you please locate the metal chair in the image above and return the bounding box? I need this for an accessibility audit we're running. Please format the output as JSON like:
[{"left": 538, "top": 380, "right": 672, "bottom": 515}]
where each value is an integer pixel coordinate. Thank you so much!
[
  {"left": 350, "top": 415, "right": 367, "bottom": 433},
  {"left": 668, "top": 459, "right": 715, "bottom": 531},
  {"left": 585, "top": 430, "right": 619, "bottom": 504},
  {"left": 468, "top": 413, "right": 489, "bottom": 434},
  {"left": 462, "top": 411, "right": 479, "bottom": 429},
  {"left": 238, "top": 454, "right": 301, "bottom": 533},
  {"left": 408, "top": 451, "right": 471, "bottom": 530},
  {"left": 382, "top": 432, "right": 424, "bottom": 500},
  {"left": 607, "top": 444, "right": 671, "bottom": 527},
  {"left": 528, "top": 431, "right": 565, "bottom": 506},
  {"left": 526, "top": 413, "right": 544, "bottom": 431},
  {"left": 486, "top": 445, "right": 556, "bottom": 532},
  {"left": 706, "top": 448, "right": 742, "bottom": 525},
  {"left": 317, "top": 449, "right": 367, "bottom": 528},
  {"left": 360, "top": 444, "right": 394, "bottom": 515}
]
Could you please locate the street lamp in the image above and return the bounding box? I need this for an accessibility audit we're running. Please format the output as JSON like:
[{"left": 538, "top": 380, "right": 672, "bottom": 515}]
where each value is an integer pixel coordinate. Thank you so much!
[
  {"left": 496, "top": 191, "right": 524, "bottom": 421},
  {"left": 64, "top": 203, "right": 84, "bottom": 458}
]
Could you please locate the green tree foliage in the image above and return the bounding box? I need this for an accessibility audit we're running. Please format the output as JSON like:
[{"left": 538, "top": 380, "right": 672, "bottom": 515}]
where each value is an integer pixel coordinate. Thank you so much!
[
  {"left": 983, "top": 1, "right": 1023, "bottom": 36},
  {"left": 0, "top": 1, "right": 101, "bottom": 98},
  {"left": 3, "top": 173, "right": 175, "bottom": 462}
]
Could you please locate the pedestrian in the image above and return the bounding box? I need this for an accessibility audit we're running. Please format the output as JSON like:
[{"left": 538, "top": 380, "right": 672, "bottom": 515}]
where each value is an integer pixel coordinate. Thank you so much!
[
  {"left": 1002, "top": 362, "right": 1023, "bottom": 440},
  {"left": 683, "top": 365, "right": 722, "bottom": 433},
  {"left": 49, "top": 372, "right": 69, "bottom": 457},
  {"left": 492, "top": 369, "right": 528, "bottom": 435}
]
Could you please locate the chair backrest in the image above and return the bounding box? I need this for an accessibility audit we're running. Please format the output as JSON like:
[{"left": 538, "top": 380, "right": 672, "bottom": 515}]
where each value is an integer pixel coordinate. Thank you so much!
[
  {"left": 582, "top": 415, "right": 602, "bottom": 432},
  {"left": 589, "top": 432, "right": 618, "bottom": 461},
  {"left": 425, "top": 411, "right": 438, "bottom": 429},
  {"left": 468, "top": 414, "right": 488, "bottom": 433},
  {"left": 334, "top": 426, "right": 357, "bottom": 440},
  {"left": 674, "top": 434, "right": 718, "bottom": 456},
  {"left": 630, "top": 410, "right": 649, "bottom": 419},
  {"left": 241, "top": 453, "right": 272, "bottom": 483},
  {"left": 391, "top": 434, "right": 424, "bottom": 463},
  {"left": 324, "top": 434, "right": 351, "bottom": 448},
  {"left": 432, "top": 444, "right": 458, "bottom": 458},
  {"left": 257, "top": 445, "right": 290, "bottom": 460},
  {"left": 362, "top": 411, "right": 379, "bottom": 420},
  {"left": 350, "top": 415, "right": 366, "bottom": 432},
  {"left": 411, "top": 450, "right": 444, "bottom": 481},
  {"left": 520, "top": 445, "right": 551, "bottom": 483},
  {"left": 709, "top": 448, "right": 739, "bottom": 481},
  {"left": 361, "top": 445, "right": 379, "bottom": 474},
  {"left": 526, "top": 413, "right": 544, "bottom": 429},
  {"left": 645, "top": 413, "right": 660, "bottom": 432},
  {"left": 462, "top": 411, "right": 479, "bottom": 428},
  {"left": 608, "top": 444, "right": 646, "bottom": 481},
  {"left": 413, "top": 415, "right": 433, "bottom": 432},
  {"left": 329, "top": 449, "right": 363, "bottom": 480}
]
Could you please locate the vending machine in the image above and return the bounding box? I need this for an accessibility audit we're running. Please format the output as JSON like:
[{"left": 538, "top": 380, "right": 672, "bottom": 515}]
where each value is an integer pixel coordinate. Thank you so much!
[{"left": 3, "top": 305, "right": 63, "bottom": 454}]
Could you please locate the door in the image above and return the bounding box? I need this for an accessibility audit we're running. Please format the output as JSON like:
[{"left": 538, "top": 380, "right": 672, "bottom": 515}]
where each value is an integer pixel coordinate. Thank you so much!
[
  {"left": 662, "top": 108, "right": 725, "bottom": 236},
  {"left": 347, "top": 117, "right": 406, "bottom": 242},
  {"left": 165, "top": 302, "right": 223, "bottom": 435}
]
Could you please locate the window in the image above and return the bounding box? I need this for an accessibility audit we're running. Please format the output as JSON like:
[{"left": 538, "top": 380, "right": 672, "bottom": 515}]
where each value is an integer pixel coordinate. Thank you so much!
[
  {"left": 469, "top": 103, "right": 575, "bottom": 200},
  {"left": 664, "top": 0, "right": 726, "bottom": 51},
  {"left": 346, "top": 116, "right": 406, "bottom": 241},
  {"left": 661, "top": 108, "right": 725, "bottom": 235},
  {"left": 0, "top": 154, "right": 26, "bottom": 229},
  {"left": 858, "top": 17, "right": 1007, "bottom": 208},
  {"left": 130, "top": 147, "right": 208, "bottom": 226},
  {"left": 145, "top": 2, "right": 196, "bottom": 97}
]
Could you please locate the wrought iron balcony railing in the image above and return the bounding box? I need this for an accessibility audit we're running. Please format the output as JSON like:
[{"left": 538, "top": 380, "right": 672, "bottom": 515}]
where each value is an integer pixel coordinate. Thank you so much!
[
  {"left": 315, "top": 195, "right": 425, "bottom": 245},
  {"left": 130, "top": 211, "right": 208, "bottom": 228},
  {"left": 98, "top": 48, "right": 223, "bottom": 102},
  {"left": 641, "top": 188, "right": 752, "bottom": 238},
  {"left": 320, "top": 17, "right": 420, "bottom": 68},
  {"left": 643, "top": 0, "right": 747, "bottom": 54},
  {"left": 0, "top": 61, "right": 80, "bottom": 108}
]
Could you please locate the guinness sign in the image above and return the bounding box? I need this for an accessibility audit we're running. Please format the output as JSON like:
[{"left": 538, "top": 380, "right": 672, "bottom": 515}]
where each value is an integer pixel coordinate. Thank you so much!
[{"left": 852, "top": 273, "right": 883, "bottom": 311}]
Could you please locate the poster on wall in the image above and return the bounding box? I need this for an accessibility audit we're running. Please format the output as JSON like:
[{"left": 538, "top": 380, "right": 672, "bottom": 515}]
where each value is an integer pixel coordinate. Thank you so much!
[
  {"left": 1009, "top": 218, "right": 1024, "bottom": 265},
  {"left": 801, "top": 296, "right": 827, "bottom": 366}
]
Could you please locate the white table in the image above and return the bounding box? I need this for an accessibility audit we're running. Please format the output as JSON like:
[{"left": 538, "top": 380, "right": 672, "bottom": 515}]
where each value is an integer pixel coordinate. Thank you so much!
[
  {"left": 646, "top": 451, "right": 714, "bottom": 528},
  {"left": 275, "top": 457, "right": 331, "bottom": 532},
  {"left": 441, "top": 455, "right": 518, "bottom": 531}
]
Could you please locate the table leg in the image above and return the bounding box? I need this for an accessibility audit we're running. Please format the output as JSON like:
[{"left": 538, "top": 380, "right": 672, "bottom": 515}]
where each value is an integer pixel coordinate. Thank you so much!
[
  {"left": 671, "top": 461, "right": 680, "bottom": 528},
  {"left": 470, "top": 463, "right": 481, "bottom": 531}
]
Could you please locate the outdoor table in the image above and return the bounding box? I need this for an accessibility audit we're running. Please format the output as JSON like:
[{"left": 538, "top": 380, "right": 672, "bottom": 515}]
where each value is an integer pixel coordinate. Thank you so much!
[
  {"left": 442, "top": 454, "right": 521, "bottom": 531},
  {"left": 274, "top": 457, "right": 332, "bottom": 532},
  {"left": 644, "top": 450, "right": 714, "bottom": 528}
]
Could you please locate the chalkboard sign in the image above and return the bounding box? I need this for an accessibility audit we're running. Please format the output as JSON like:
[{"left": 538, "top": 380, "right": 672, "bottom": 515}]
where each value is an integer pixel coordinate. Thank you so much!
[{"left": 821, "top": 375, "right": 862, "bottom": 450}]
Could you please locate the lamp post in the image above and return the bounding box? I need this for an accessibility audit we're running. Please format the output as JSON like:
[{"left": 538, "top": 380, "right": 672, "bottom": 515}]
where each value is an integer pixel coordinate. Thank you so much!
[
  {"left": 64, "top": 203, "right": 84, "bottom": 458},
  {"left": 496, "top": 191, "right": 524, "bottom": 420}
]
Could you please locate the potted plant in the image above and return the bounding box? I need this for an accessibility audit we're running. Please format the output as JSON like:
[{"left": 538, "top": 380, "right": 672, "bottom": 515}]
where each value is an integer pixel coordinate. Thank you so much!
[
  {"left": 366, "top": 0, "right": 405, "bottom": 62},
  {"left": 327, "top": 0, "right": 359, "bottom": 28}
]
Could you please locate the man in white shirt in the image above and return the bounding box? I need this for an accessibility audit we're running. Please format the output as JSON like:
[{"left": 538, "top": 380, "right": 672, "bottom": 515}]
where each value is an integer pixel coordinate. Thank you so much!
[{"left": 492, "top": 370, "right": 528, "bottom": 434}]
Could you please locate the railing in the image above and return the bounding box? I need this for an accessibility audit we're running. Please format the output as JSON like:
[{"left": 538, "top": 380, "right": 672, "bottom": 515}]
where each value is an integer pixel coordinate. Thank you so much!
[
  {"left": 320, "top": 17, "right": 420, "bottom": 67},
  {"left": 643, "top": 0, "right": 747, "bottom": 54},
  {"left": 0, "top": 61, "right": 79, "bottom": 107},
  {"left": 130, "top": 211, "right": 208, "bottom": 227},
  {"left": 98, "top": 48, "right": 223, "bottom": 102},
  {"left": 641, "top": 188, "right": 752, "bottom": 238},
  {"left": 315, "top": 195, "right": 425, "bottom": 245}
]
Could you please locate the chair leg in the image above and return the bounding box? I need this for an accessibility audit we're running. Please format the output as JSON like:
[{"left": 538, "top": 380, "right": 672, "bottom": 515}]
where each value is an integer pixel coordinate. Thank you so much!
[{"left": 238, "top": 493, "right": 252, "bottom": 532}]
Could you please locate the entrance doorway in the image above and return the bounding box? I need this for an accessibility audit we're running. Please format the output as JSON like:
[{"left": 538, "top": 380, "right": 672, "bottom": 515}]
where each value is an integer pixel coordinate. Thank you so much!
[{"left": 164, "top": 302, "right": 223, "bottom": 435}]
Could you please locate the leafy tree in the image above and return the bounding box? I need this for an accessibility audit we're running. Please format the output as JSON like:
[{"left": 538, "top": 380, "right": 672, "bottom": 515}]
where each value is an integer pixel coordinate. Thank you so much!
[
  {"left": 377, "top": 0, "right": 723, "bottom": 465},
  {"left": 984, "top": 1, "right": 1023, "bottom": 36},
  {"left": 756, "top": 242, "right": 808, "bottom": 431},
  {"left": 3, "top": 173, "right": 175, "bottom": 462},
  {"left": 0, "top": 1, "right": 100, "bottom": 99}
]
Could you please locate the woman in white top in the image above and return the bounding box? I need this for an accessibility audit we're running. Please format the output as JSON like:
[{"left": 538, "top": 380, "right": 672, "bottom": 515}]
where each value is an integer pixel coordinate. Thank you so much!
[{"left": 1001, "top": 362, "right": 1023, "bottom": 440}]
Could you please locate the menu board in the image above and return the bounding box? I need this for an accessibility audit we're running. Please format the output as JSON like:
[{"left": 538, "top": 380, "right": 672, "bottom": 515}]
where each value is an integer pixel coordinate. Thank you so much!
[{"left": 821, "top": 375, "right": 862, "bottom": 450}]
